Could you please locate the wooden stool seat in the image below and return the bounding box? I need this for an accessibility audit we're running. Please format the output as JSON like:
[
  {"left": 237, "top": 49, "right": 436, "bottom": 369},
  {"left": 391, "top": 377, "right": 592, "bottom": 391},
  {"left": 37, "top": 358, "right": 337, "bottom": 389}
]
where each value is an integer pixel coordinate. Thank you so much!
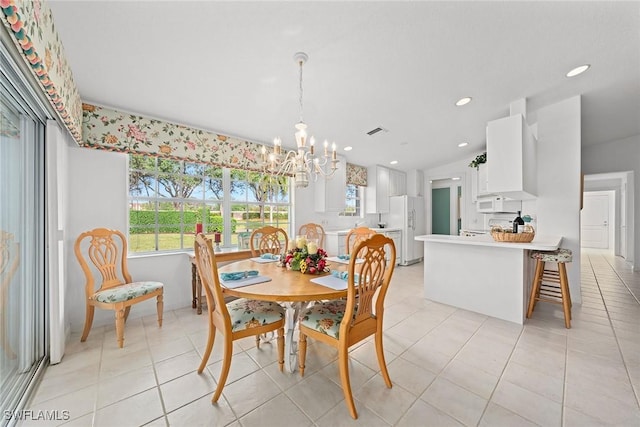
[{"left": 527, "top": 248, "right": 573, "bottom": 328}]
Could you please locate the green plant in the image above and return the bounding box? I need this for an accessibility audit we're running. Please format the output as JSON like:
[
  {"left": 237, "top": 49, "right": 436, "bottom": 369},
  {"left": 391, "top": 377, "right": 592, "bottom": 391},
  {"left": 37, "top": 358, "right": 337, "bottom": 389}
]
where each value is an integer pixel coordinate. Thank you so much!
[{"left": 469, "top": 152, "right": 487, "bottom": 169}]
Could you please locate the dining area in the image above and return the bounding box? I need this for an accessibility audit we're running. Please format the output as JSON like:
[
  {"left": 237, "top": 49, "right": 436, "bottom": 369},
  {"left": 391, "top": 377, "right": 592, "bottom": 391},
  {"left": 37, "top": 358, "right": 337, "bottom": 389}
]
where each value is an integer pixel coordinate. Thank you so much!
[{"left": 190, "top": 223, "right": 397, "bottom": 419}]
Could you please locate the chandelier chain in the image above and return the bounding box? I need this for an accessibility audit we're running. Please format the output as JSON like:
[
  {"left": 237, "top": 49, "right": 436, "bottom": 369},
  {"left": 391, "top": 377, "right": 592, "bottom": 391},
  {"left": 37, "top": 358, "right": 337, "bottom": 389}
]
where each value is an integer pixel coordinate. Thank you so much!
[{"left": 298, "top": 58, "right": 304, "bottom": 124}]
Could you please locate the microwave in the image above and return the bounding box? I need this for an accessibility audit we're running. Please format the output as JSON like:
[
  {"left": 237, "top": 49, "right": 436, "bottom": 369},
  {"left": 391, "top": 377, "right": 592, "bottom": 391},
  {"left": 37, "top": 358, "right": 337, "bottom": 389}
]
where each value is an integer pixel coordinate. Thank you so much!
[{"left": 476, "top": 196, "right": 521, "bottom": 213}]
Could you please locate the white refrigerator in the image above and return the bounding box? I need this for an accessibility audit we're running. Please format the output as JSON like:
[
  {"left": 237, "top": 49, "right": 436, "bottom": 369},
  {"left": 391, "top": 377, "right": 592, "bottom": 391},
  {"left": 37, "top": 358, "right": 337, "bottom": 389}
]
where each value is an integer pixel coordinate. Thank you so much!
[{"left": 388, "top": 195, "right": 425, "bottom": 265}]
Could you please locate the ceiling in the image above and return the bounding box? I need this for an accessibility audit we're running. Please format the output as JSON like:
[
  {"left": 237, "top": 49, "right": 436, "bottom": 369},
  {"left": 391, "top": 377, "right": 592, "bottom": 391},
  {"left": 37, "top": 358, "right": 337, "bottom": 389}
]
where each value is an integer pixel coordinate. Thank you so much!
[{"left": 48, "top": 1, "right": 640, "bottom": 171}]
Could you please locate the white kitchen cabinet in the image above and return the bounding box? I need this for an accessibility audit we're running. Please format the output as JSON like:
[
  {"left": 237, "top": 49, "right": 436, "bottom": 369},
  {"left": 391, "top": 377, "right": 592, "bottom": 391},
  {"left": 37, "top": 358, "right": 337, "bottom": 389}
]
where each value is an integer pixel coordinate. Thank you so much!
[
  {"left": 389, "top": 169, "right": 407, "bottom": 196},
  {"left": 314, "top": 155, "right": 347, "bottom": 212},
  {"left": 486, "top": 114, "right": 537, "bottom": 200},
  {"left": 406, "top": 169, "right": 424, "bottom": 197},
  {"left": 477, "top": 163, "right": 489, "bottom": 196},
  {"left": 324, "top": 232, "right": 346, "bottom": 257},
  {"left": 384, "top": 230, "right": 402, "bottom": 265},
  {"left": 365, "top": 165, "right": 390, "bottom": 214}
]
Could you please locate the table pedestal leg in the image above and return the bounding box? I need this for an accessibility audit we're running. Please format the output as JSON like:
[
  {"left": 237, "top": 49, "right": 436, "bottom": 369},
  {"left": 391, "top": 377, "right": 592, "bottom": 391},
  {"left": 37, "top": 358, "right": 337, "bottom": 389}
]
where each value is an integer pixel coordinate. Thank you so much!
[
  {"left": 196, "top": 273, "right": 203, "bottom": 315},
  {"left": 191, "top": 264, "right": 197, "bottom": 309},
  {"left": 283, "top": 302, "right": 304, "bottom": 373}
]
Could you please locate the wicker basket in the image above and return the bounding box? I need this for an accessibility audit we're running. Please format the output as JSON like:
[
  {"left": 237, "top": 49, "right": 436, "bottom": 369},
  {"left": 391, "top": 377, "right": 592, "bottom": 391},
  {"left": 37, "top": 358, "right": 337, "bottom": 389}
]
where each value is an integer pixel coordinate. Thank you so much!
[{"left": 490, "top": 225, "right": 535, "bottom": 243}]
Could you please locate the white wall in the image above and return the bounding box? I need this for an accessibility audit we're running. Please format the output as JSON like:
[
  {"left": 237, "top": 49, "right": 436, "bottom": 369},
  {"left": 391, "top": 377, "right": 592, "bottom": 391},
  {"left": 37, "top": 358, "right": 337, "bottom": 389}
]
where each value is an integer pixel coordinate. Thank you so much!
[
  {"left": 582, "top": 134, "right": 639, "bottom": 270},
  {"left": 66, "top": 147, "right": 192, "bottom": 333},
  {"left": 534, "top": 96, "right": 582, "bottom": 302}
]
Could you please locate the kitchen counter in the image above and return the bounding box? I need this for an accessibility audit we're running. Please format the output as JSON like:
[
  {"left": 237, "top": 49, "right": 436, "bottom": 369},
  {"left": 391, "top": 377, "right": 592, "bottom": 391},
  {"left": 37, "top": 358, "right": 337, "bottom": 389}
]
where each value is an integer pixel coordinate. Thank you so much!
[
  {"left": 416, "top": 233, "right": 563, "bottom": 324},
  {"left": 416, "top": 234, "right": 562, "bottom": 251},
  {"left": 323, "top": 228, "right": 403, "bottom": 265},
  {"left": 325, "top": 227, "right": 401, "bottom": 235}
]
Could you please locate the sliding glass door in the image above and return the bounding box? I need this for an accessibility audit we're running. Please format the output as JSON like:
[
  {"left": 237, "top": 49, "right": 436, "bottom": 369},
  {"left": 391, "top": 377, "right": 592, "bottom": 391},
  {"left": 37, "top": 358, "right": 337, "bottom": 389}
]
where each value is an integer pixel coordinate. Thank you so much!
[{"left": 1, "top": 46, "right": 47, "bottom": 425}]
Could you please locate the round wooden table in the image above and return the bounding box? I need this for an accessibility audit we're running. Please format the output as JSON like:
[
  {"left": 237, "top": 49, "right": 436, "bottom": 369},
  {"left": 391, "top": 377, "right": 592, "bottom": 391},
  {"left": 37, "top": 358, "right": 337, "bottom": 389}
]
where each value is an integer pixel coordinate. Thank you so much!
[{"left": 218, "top": 259, "right": 347, "bottom": 372}]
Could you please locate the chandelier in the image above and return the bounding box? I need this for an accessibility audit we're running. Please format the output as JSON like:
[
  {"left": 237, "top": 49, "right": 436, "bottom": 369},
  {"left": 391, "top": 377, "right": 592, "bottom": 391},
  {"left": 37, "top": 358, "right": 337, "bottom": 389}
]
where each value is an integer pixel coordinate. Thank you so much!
[{"left": 261, "top": 52, "right": 339, "bottom": 188}]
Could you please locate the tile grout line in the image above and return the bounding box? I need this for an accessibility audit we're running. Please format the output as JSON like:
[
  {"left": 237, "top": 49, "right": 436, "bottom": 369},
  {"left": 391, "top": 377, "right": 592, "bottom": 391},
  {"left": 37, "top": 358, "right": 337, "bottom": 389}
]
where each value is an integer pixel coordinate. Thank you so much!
[
  {"left": 142, "top": 319, "right": 170, "bottom": 427},
  {"left": 473, "top": 318, "right": 527, "bottom": 427},
  {"left": 585, "top": 252, "right": 640, "bottom": 410}
]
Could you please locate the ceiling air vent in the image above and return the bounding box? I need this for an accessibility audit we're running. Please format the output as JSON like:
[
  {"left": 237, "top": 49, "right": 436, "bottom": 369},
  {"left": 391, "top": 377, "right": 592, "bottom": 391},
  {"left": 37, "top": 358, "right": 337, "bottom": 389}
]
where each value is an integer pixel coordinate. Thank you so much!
[{"left": 366, "top": 127, "right": 388, "bottom": 136}]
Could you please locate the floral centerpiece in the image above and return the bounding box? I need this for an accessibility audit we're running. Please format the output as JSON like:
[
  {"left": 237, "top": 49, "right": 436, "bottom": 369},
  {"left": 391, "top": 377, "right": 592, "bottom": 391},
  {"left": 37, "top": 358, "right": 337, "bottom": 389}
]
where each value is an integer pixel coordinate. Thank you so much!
[{"left": 283, "top": 236, "right": 329, "bottom": 274}]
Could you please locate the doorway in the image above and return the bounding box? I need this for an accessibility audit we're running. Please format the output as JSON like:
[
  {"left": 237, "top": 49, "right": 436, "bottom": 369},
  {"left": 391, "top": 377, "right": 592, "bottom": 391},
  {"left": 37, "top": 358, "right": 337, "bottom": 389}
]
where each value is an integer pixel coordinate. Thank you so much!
[
  {"left": 432, "top": 188, "right": 450, "bottom": 234},
  {"left": 431, "top": 178, "right": 462, "bottom": 235},
  {"left": 581, "top": 191, "right": 614, "bottom": 250}
]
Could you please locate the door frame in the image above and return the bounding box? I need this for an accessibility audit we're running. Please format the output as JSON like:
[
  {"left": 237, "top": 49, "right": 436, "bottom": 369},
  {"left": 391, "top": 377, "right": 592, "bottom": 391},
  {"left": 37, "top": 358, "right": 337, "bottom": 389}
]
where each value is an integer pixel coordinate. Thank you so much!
[
  {"left": 428, "top": 175, "right": 464, "bottom": 235},
  {"left": 583, "top": 172, "right": 634, "bottom": 262}
]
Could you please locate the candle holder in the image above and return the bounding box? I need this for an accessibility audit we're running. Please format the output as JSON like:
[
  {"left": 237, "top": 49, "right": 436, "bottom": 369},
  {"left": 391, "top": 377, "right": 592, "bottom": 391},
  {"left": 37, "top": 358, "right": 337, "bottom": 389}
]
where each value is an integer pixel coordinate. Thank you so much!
[{"left": 213, "top": 231, "right": 222, "bottom": 252}]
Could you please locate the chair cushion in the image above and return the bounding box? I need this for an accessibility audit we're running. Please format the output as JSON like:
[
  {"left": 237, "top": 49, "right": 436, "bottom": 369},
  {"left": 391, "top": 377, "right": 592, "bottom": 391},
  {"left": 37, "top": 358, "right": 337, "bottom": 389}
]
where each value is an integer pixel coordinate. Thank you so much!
[
  {"left": 531, "top": 248, "right": 573, "bottom": 263},
  {"left": 227, "top": 299, "right": 285, "bottom": 332},
  {"left": 300, "top": 300, "right": 347, "bottom": 339},
  {"left": 92, "top": 281, "right": 163, "bottom": 303}
]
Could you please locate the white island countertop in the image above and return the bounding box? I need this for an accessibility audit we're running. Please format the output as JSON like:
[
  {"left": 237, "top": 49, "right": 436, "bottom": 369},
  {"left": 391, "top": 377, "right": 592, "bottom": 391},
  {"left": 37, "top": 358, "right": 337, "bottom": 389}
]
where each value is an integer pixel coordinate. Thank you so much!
[
  {"left": 325, "top": 227, "right": 401, "bottom": 235},
  {"left": 415, "top": 234, "right": 562, "bottom": 251}
]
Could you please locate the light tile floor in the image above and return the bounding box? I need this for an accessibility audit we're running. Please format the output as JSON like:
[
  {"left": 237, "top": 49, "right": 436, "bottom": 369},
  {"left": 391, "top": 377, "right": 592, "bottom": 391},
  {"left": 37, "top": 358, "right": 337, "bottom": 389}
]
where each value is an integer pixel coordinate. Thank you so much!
[{"left": 21, "top": 250, "right": 640, "bottom": 426}]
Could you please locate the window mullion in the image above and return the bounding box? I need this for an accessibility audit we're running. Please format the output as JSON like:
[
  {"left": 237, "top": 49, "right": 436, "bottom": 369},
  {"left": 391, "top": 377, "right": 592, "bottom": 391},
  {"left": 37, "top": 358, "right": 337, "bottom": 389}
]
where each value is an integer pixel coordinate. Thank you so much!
[{"left": 222, "top": 168, "right": 231, "bottom": 247}]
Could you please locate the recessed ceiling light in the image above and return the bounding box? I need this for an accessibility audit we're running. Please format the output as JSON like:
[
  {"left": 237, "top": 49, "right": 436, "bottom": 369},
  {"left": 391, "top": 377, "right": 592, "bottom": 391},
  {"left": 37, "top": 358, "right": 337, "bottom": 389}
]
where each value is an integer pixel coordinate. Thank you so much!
[
  {"left": 343, "top": 146, "right": 353, "bottom": 151},
  {"left": 452, "top": 177, "right": 461, "bottom": 181},
  {"left": 566, "top": 64, "right": 590, "bottom": 77},
  {"left": 390, "top": 160, "right": 398, "bottom": 165},
  {"left": 458, "top": 142, "right": 469, "bottom": 148},
  {"left": 455, "top": 97, "right": 472, "bottom": 106}
]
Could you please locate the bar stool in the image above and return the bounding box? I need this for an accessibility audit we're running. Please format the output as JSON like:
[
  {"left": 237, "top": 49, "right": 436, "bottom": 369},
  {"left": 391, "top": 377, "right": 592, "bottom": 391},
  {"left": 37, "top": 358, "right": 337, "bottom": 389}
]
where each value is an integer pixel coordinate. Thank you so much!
[{"left": 527, "top": 248, "right": 573, "bottom": 328}]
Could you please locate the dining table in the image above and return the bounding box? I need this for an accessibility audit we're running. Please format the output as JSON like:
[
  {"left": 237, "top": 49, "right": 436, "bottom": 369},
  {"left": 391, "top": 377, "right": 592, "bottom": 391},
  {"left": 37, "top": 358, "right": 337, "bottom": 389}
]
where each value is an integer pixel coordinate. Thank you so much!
[{"left": 218, "top": 258, "right": 349, "bottom": 372}]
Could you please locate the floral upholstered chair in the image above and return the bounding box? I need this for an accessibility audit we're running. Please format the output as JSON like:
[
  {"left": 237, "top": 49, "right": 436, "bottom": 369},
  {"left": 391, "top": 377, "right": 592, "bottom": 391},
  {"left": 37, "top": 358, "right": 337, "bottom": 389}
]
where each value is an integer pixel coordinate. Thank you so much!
[
  {"left": 298, "top": 223, "right": 326, "bottom": 248},
  {"left": 194, "top": 234, "right": 285, "bottom": 403},
  {"left": 345, "top": 226, "right": 377, "bottom": 255},
  {"left": 74, "top": 228, "right": 163, "bottom": 348},
  {"left": 298, "top": 234, "right": 396, "bottom": 419},
  {"left": 249, "top": 226, "right": 288, "bottom": 257}
]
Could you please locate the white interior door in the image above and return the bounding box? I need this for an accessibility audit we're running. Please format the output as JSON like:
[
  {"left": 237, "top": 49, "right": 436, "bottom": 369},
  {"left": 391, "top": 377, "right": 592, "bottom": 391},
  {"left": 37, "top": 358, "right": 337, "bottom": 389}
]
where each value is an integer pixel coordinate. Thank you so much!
[{"left": 581, "top": 192, "right": 611, "bottom": 249}]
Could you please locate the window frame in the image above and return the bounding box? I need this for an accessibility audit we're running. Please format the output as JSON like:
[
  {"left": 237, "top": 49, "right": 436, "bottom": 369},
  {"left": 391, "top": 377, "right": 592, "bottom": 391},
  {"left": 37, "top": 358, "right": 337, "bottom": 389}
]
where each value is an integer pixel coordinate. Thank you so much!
[{"left": 128, "top": 155, "right": 292, "bottom": 254}]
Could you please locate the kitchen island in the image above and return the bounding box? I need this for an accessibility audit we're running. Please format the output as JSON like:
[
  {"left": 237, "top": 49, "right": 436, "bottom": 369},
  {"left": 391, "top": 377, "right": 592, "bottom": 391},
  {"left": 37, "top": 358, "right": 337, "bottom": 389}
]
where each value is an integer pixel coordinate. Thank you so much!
[{"left": 415, "top": 234, "right": 562, "bottom": 324}]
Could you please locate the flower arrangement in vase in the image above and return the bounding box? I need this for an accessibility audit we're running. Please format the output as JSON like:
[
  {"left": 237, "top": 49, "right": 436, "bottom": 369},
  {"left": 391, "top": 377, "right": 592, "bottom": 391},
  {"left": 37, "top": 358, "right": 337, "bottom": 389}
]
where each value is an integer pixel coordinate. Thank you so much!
[{"left": 283, "top": 236, "right": 329, "bottom": 274}]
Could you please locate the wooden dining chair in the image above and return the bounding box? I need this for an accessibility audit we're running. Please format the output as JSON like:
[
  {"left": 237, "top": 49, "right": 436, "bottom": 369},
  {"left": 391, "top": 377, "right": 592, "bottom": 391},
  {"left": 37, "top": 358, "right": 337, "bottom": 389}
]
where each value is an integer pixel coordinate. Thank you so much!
[
  {"left": 345, "top": 226, "right": 377, "bottom": 255},
  {"left": 298, "top": 223, "right": 326, "bottom": 248},
  {"left": 249, "top": 226, "right": 288, "bottom": 257},
  {"left": 74, "top": 228, "right": 163, "bottom": 348},
  {"left": 194, "top": 234, "right": 285, "bottom": 403},
  {"left": 298, "top": 234, "right": 396, "bottom": 419}
]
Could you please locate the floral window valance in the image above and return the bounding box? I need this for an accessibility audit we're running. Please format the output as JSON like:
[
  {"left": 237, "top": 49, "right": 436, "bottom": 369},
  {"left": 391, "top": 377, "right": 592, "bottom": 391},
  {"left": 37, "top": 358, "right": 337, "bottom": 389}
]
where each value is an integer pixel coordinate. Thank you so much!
[
  {"left": 82, "top": 103, "right": 270, "bottom": 172},
  {"left": 346, "top": 163, "right": 367, "bottom": 186},
  {"left": 1, "top": 0, "right": 83, "bottom": 143}
]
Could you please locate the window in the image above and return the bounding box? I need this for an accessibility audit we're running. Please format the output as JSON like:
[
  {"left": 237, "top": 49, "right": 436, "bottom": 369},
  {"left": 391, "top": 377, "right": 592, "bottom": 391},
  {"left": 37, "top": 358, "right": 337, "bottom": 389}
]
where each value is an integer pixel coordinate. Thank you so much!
[
  {"left": 128, "top": 155, "right": 291, "bottom": 253},
  {"left": 342, "top": 184, "right": 362, "bottom": 216},
  {"left": 1, "top": 44, "right": 47, "bottom": 424}
]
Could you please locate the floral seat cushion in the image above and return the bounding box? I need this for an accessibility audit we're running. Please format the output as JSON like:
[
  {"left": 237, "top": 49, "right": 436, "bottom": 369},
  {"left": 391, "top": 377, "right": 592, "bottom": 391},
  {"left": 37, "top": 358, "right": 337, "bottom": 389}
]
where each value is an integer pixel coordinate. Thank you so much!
[
  {"left": 531, "top": 248, "right": 573, "bottom": 263},
  {"left": 227, "top": 299, "right": 285, "bottom": 332},
  {"left": 300, "top": 300, "right": 347, "bottom": 339},
  {"left": 92, "top": 281, "right": 163, "bottom": 303}
]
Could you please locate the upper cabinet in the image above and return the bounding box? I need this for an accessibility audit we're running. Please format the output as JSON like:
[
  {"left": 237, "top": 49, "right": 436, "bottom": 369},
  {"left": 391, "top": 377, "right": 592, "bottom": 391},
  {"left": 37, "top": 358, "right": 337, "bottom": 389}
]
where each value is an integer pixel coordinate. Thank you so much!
[
  {"left": 389, "top": 168, "right": 407, "bottom": 196},
  {"left": 406, "top": 169, "right": 424, "bottom": 197},
  {"left": 486, "top": 114, "right": 537, "bottom": 200},
  {"left": 365, "top": 165, "right": 390, "bottom": 213},
  {"left": 314, "top": 155, "right": 347, "bottom": 212},
  {"left": 477, "top": 163, "right": 489, "bottom": 196}
]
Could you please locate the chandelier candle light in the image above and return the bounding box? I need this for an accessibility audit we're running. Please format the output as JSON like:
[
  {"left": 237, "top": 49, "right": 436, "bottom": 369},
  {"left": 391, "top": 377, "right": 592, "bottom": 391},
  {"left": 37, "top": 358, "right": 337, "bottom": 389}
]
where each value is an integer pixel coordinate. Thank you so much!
[{"left": 261, "top": 52, "right": 339, "bottom": 188}]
